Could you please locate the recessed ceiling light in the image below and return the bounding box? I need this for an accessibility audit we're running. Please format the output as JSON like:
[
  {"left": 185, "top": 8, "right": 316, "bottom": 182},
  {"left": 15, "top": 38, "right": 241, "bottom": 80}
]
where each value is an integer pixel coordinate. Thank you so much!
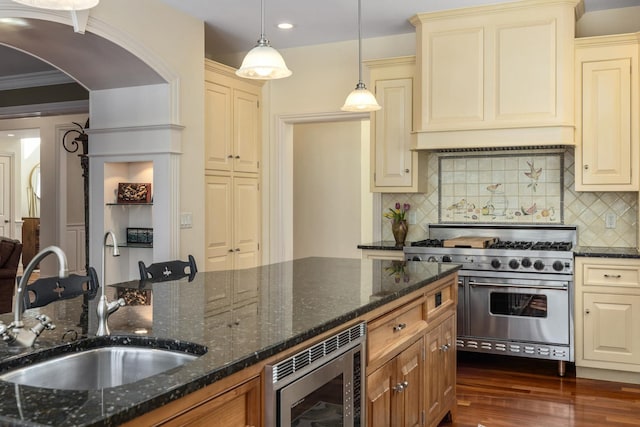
[
  {"left": 277, "top": 22, "right": 294, "bottom": 30},
  {"left": 7, "top": 134, "right": 14, "bottom": 137}
]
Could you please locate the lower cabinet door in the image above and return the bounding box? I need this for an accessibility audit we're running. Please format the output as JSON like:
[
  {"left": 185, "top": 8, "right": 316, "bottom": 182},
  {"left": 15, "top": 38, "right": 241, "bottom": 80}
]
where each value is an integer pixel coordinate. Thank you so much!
[
  {"left": 161, "top": 377, "right": 261, "bottom": 427},
  {"left": 367, "top": 338, "right": 425, "bottom": 427},
  {"left": 367, "top": 360, "right": 394, "bottom": 427}
]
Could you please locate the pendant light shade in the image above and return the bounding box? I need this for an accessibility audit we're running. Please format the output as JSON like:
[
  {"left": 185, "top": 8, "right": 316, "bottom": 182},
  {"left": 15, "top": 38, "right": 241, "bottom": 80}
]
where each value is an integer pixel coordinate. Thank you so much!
[
  {"left": 11, "top": 0, "right": 99, "bottom": 10},
  {"left": 341, "top": 0, "right": 380, "bottom": 112},
  {"left": 236, "top": 0, "right": 292, "bottom": 80}
]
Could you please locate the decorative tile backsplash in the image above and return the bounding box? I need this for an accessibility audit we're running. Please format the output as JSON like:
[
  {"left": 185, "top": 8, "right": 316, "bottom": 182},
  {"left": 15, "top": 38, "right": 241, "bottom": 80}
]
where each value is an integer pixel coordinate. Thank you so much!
[
  {"left": 382, "top": 148, "right": 638, "bottom": 248},
  {"left": 439, "top": 153, "right": 562, "bottom": 223}
]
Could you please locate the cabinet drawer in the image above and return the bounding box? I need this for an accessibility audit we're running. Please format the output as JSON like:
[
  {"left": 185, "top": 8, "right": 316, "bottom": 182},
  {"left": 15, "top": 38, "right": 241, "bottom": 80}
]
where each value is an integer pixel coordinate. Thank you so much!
[
  {"left": 582, "top": 263, "right": 640, "bottom": 289},
  {"left": 368, "top": 299, "right": 426, "bottom": 365},
  {"left": 425, "top": 278, "right": 456, "bottom": 321}
]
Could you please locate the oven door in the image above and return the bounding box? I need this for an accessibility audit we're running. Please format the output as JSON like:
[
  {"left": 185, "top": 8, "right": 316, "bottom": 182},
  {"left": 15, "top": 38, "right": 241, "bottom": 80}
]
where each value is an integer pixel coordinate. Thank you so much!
[{"left": 467, "top": 276, "right": 569, "bottom": 345}]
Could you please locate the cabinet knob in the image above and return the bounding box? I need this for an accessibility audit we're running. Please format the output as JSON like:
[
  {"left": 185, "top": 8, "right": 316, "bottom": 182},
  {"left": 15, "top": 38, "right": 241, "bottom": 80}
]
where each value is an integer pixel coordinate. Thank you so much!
[
  {"left": 3, "top": 220, "right": 8, "bottom": 223},
  {"left": 393, "top": 381, "right": 409, "bottom": 392},
  {"left": 405, "top": 169, "right": 410, "bottom": 173},
  {"left": 228, "top": 249, "right": 234, "bottom": 253},
  {"left": 235, "top": 155, "right": 241, "bottom": 159},
  {"left": 235, "top": 248, "right": 240, "bottom": 252},
  {"left": 584, "top": 164, "right": 589, "bottom": 170},
  {"left": 227, "top": 155, "right": 233, "bottom": 159},
  {"left": 392, "top": 323, "right": 407, "bottom": 332},
  {"left": 585, "top": 309, "right": 590, "bottom": 314},
  {"left": 440, "top": 343, "right": 450, "bottom": 352}
]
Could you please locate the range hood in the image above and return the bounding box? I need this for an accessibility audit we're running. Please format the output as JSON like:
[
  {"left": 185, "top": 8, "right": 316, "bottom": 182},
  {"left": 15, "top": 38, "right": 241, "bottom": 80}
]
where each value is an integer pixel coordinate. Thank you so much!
[{"left": 410, "top": 0, "right": 580, "bottom": 150}]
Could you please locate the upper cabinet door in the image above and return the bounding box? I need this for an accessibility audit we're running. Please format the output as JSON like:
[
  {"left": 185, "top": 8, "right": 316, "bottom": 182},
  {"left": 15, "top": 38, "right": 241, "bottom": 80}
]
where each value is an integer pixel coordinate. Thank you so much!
[
  {"left": 233, "top": 89, "right": 260, "bottom": 174},
  {"left": 205, "top": 82, "right": 233, "bottom": 172},
  {"left": 367, "top": 56, "right": 427, "bottom": 193},
  {"left": 374, "top": 78, "right": 413, "bottom": 188},
  {"left": 575, "top": 34, "right": 639, "bottom": 192}
]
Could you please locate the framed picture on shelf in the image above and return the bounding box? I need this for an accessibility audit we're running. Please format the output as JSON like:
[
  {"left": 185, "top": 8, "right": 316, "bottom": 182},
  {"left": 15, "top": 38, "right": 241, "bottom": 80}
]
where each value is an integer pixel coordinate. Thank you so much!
[
  {"left": 126, "top": 228, "right": 153, "bottom": 246},
  {"left": 117, "top": 182, "right": 152, "bottom": 203}
]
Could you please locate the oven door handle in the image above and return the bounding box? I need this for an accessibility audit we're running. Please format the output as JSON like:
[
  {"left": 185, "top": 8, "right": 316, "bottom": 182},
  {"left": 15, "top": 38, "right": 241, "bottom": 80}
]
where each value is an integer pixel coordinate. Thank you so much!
[{"left": 468, "top": 281, "right": 568, "bottom": 290}]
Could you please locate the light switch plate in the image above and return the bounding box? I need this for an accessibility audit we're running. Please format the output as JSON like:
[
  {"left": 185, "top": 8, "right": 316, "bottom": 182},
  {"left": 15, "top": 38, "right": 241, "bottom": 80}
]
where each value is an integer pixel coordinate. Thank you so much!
[{"left": 180, "top": 212, "right": 193, "bottom": 229}]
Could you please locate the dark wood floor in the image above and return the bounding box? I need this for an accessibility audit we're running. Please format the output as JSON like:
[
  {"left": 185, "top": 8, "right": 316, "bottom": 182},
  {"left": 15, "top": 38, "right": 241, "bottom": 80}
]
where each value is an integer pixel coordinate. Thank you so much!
[{"left": 439, "top": 352, "right": 640, "bottom": 427}]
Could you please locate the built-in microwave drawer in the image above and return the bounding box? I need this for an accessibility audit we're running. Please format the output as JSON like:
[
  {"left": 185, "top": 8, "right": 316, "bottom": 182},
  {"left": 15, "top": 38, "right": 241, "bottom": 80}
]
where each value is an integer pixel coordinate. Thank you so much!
[
  {"left": 581, "top": 260, "right": 640, "bottom": 289},
  {"left": 367, "top": 298, "right": 426, "bottom": 365}
]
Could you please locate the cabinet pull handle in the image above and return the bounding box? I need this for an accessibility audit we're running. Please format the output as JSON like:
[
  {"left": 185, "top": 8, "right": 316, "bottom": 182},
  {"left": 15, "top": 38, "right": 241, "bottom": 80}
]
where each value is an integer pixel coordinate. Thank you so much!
[
  {"left": 393, "top": 381, "right": 409, "bottom": 392},
  {"left": 604, "top": 274, "right": 621, "bottom": 278},
  {"left": 393, "top": 323, "right": 406, "bottom": 332}
]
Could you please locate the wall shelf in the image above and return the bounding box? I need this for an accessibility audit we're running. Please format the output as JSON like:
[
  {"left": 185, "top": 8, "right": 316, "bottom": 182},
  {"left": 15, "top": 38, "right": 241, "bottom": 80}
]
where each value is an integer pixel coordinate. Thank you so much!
[{"left": 106, "top": 203, "right": 153, "bottom": 206}]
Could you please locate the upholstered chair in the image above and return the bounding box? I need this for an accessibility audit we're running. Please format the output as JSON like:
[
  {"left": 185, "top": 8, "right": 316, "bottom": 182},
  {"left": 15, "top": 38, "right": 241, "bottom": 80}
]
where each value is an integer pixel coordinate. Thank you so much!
[{"left": 0, "top": 238, "right": 23, "bottom": 313}]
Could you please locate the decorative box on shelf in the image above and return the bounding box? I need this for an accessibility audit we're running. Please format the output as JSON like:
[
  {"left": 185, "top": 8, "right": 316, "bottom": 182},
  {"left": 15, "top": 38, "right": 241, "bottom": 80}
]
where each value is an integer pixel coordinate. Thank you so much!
[
  {"left": 117, "top": 183, "right": 152, "bottom": 204},
  {"left": 126, "top": 228, "right": 153, "bottom": 247}
]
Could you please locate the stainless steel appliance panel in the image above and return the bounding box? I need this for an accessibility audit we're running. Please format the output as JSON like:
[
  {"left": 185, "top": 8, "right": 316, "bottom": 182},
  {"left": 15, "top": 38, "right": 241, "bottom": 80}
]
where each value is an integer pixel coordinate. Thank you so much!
[{"left": 467, "top": 276, "right": 570, "bottom": 345}]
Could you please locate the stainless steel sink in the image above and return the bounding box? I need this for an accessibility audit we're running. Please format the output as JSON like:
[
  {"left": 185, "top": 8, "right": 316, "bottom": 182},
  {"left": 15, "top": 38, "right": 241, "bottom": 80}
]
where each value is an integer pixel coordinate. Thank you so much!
[{"left": 0, "top": 338, "right": 207, "bottom": 390}]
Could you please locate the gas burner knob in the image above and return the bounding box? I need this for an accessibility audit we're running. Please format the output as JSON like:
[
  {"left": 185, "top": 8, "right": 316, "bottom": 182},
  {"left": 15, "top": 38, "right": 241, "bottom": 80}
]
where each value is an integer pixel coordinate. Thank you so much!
[
  {"left": 521, "top": 258, "right": 532, "bottom": 268},
  {"left": 411, "top": 256, "right": 422, "bottom": 262},
  {"left": 427, "top": 256, "right": 437, "bottom": 263},
  {"left": 534, "top": 260, "right": 545, "bottom": 271},
  {"left": 491, "top": 259, "right": 501, "bottom": 269},
  {"left": 442, "top": 255, "right": 452, "bottom": 263},
  {"left": 509, "top": 259, "right": 520, "bottom": 269},
  {"left": 552, "top": 260, "right": 564, "bottom": 271}
]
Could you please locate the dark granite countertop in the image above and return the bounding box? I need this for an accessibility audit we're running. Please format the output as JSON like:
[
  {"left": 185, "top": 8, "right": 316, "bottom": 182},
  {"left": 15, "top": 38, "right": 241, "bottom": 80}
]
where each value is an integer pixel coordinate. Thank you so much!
[
  {"left": 574, "top": 246, "right": 640, "bottom": 259},
  {"left": 358, "top": 240, "right": 406, "bottom": 250},
  {"left": 0, "top": 257, "right": 459, "bottom": 426}
]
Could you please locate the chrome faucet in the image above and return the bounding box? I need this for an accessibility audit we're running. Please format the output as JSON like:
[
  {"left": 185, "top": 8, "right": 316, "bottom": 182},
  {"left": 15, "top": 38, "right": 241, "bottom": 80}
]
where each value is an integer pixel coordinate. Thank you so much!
[
  {"left": 96, "top": 231, "right": 125, "bottom": 336},
  {"left": 0, "top": 246, "right": 68, "bottom": 347}
]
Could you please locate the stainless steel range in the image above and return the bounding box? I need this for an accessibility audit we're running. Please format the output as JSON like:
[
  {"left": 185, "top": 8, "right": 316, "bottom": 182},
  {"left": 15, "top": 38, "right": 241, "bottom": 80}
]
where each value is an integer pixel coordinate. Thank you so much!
[{"left": 404, "top": 224, "right": 576, "bottom": 376}]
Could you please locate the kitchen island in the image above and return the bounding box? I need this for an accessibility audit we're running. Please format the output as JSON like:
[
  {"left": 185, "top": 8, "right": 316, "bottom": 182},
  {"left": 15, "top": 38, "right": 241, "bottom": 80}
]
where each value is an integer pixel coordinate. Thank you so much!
[{"left": 0, "top": 257, "right": 459, "bottom": 426}]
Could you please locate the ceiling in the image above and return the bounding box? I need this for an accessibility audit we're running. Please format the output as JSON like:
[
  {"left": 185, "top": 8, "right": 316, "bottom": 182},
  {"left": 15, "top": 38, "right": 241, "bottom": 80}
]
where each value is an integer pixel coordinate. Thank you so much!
[
  {"left": 1, "top": 0, "right": 640, "bottom": 81},
  {"left": 158, "top": 0, "right": 640, "bottom": 60}
]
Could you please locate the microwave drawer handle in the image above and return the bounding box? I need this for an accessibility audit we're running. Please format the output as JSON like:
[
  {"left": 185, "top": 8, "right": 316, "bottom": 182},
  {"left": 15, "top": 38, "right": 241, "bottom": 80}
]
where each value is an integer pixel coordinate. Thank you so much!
[{"left": 468, "top": 281, "right": 568, "bottom": 290}]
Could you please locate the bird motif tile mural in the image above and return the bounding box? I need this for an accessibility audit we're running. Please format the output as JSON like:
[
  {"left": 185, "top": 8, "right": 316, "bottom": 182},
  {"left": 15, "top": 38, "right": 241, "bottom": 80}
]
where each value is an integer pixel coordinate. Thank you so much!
[{"left": 439, "top": 153, "right": 563, "bottom": 224}]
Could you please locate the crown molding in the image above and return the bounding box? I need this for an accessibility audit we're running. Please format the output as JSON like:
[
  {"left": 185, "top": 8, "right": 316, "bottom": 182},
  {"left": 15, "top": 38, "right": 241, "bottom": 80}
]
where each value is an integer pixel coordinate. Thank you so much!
[
  {"left": 0, "top": 99, "right": 88, "bottom": 119},
  {"left": 0, "top": 70, "right": 75, "bottom": 90}
]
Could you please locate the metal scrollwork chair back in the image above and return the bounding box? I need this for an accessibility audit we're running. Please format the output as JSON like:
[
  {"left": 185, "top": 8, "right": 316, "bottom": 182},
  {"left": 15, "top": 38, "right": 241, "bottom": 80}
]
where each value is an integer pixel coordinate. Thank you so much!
[{"left": 138, "top": 255, "right": 198, "bottom": 282}]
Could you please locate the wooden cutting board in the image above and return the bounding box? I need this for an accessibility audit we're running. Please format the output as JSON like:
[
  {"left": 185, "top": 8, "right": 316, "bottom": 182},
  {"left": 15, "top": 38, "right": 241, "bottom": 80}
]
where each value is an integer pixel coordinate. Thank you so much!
[{"left": 443, "top": 236, "right": 498, "bottom": 248}]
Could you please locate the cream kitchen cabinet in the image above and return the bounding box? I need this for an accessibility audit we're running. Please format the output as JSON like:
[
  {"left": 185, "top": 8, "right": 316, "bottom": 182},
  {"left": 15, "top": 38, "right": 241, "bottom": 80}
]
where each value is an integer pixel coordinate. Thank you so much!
[
  {"left": 205, "top": 59, "right": 262, "bottom": 174},
  {"left": 366, "top": 56, "right": 427, "bottom": 193},
  {"left": 410, "top": 0, "right": 578, "bottom": 149},
  {"left": 575, "top": 257, "right": 640, "bottom": 384},
  {"left": 574, "top": 33, "right": 640, "bottom": 191},
  {"left": 204, "top": 174, "right": 260, "bottom": 272}
]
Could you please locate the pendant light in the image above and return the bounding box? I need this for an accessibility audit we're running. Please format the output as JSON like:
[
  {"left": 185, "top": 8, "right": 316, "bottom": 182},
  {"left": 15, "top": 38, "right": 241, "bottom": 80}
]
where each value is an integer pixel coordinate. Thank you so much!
[
  {"left": 341, "top": 0, "right": 381, "bottom": 112},
  {"left": 236, "top": 0, "right": 292, "bottom": 80},
  {"left": 11, "top": 0, "right": 98, "bottom": 10}
]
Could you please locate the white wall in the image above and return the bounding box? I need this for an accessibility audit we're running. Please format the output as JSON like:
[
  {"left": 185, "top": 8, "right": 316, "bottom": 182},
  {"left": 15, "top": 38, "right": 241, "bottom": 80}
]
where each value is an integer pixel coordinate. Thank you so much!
[
  {"left": 576, "top": 6, "right": 640, "bottom": 37},
  {"left": 293, "top": 121, "right": 363, "bottom": 259}
]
